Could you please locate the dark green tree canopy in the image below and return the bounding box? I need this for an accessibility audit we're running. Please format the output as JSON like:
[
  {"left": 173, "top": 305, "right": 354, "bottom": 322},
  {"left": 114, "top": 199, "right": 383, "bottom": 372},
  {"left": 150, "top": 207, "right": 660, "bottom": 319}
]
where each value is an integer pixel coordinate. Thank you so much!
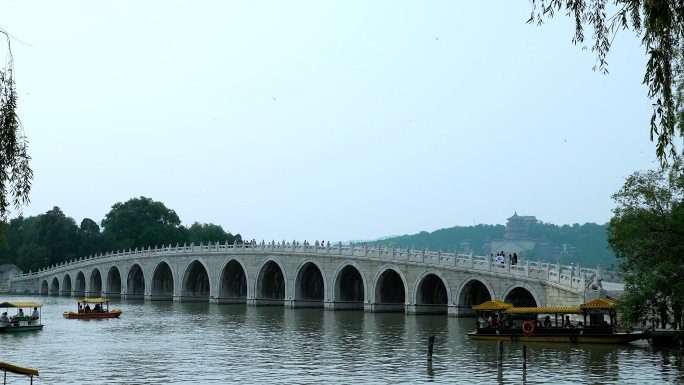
[
  {"left": 529, "top": 0, "right": 684, "bottom": 166},
  {"left": 187, "top": 222, "right": 238, "bottom": 245},
  {"left": 608, "top": 160, "right": 684, "bottom": 325},
  {"left": 101, "top": 196, "right": 185, "bottom": 250}
]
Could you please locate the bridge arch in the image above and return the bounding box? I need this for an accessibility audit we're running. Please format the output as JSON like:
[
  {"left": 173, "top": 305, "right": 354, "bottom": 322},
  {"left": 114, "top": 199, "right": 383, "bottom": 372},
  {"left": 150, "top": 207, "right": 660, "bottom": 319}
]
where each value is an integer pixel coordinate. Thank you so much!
[
  {"left": 106, "top": 266, "right": 122, "bottom": 298},
  {"left": 456, "top": 275, "right": 495, "bottom": 316},
  {"left": 126, "top": 263, "right": 145, "bottom": 299},
  {"left": 181, "top": 258, "right": 211, "bottom": 302},
  {"left": 50, "top": 276, "right": 60, "bottom": 296},
  {"left": 218, "top": 257, "right": 248, "bottom": 304},
  {"left": 89, "top": 268, "right": 103, "bottom": 296},
  {"left": 372, "top": 265, "right": 408, "bottom": 313},
  {"left": 62, "top": 274, "right": 72, "bottom": 296},
  {"left": 74, "top": 271, "right": 86, "bottom": 297},
  {"left": 151, "top": 259, "right": 175, "bottom": 301},
  {"left": 255, "top": 257, "right": 287, "bottom": 305},
  {"left": 332, "top": 261, "right": 367, "bottom": 310},
  {"left": 501, "top": 282, "right": 541, "bottom": 307},
  {"left": 412, "top": 270, "right": 450, "bottom": 315},
  {"left": 293, "top": 258, "right": 326, "bottom": 307},
  {"left": 40, "top": 279, "right": 48, "bottom": 295}
]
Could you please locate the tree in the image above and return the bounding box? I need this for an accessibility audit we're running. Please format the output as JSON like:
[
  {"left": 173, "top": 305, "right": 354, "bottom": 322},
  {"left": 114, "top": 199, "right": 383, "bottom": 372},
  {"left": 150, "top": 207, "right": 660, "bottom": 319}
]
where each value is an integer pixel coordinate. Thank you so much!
[
  {"left": 607, "top": 160, "right": 684, "bottom": 326},
  {"left": 529, "top": 1, "right": 684, "bottom": 166},
  {"left": 186, "top": 222, "right": 238, "bottom": 245},
  {"left": 0, "top": 30, "right": 32, "bottom": 243},
  {"left": 77, "top": 218, "right": 101, "bottom": 257},
  {"left": 101, "top": 196, "right": 184, "bottom": 250}
]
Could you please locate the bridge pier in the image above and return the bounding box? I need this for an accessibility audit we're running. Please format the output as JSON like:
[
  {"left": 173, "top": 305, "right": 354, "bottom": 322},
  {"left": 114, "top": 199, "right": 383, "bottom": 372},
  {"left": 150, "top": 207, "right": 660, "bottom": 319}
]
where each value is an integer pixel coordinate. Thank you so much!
[
  {"left": 325, "top": 301, "right": 364, "bottom": 311},
  {"left": 406, "top": 304, "right": 448, "bottom": 315},
  {"left": 286, "top": 300, "right": 324, "bottom": 309},
  {"left": 365, "top": 303, "right": 406, "bottom": 313},
  {"left": 447, "top": 305, "right": 474, "bottom": 317},
  {"left": 210, "top": 297, "right": 247, "bottom": 305},
  {"left": 246, "top": 298, "right": 285, "bottom": 307}
]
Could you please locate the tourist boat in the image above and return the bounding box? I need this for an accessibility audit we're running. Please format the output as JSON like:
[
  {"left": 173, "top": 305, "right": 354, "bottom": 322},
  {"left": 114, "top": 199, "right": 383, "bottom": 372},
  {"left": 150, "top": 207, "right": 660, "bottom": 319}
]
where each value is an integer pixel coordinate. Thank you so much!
[
  {"left": 0, "top": 302, "right": 43, "bottom": 333},
  {"left": 63, "top": 298, "right": 122, "bottom": 319},
  {"left": 0, "top": 362, "right": 39, "bottom": 385},
  {"left": 466, "top": 298, "right": 645, "bottom": 344}
]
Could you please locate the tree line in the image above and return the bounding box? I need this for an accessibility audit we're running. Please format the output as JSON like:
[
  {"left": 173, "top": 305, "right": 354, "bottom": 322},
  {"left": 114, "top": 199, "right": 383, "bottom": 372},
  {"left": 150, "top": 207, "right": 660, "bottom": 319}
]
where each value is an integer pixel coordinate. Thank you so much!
[
  {"left": 366, "top": 221, "right": 615, "bottom": 269},
  {"left": 0, "top": 196, "right": 241, "bottom": 272}
]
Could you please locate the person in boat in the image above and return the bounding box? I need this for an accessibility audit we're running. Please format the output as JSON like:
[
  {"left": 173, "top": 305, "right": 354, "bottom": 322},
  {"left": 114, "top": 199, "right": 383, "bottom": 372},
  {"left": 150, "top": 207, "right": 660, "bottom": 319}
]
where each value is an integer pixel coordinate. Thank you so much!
[
  {"left": 85, "top": 304, "right": 91, "bottom": 313},
  {"left": 0, "top": 312, "right": 8, "bottom": 323},
  {"left": 31, "top": 307, "right": 39, "bottom": 320},
  {"left": 17, "top": 309, "right": 24, "bottom": 318},
  {"left": 564, "top": 316, "right": 574, "bottom": 329},
  {"left": 543, "top": 315, "right": 552, "bottom": 328},
  {"left": 488, "top": 314, "right": 499, "bottom": 327},
  {"left": 78, "top": 304, "right": 84, "bottom": 313},
  {"left": 478, "top": 315, "right": 488, "bottom": 328},
  {"left": 576, "top": 321, "right": 584, "bottom": 329},
  {"left": 510, "top": 321, "right": 517, "bottom": 329},
  {"left": 94, "top": 303, "right": 101, "bottom": 313}
]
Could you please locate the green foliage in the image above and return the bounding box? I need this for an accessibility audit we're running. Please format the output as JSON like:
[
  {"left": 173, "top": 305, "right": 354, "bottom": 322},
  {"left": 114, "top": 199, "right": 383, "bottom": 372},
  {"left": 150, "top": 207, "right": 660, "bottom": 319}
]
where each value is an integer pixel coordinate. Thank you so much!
[
  {"left": 186, "top": 222, "right": 238, "bottom": 245},
  {"left": 77, "top": 218, "right": 101, "bottom": 257},
  {"left": 529, "top": 0, "right": 684, "bottom": 167},
  {"left": 1, "top": 198, "right": 242, "bottom": 271},
  {"left": 101, "top": 196, "right": 185, "bottom": 250},
  {"left": 0, "top": 31, "right": 32, "bottom": 243},
  {"left": 377, "top": 225, "right": 504, "bottom": 255},
  {"left": 527, "top": 221, "right": 614, "bottom": 268},
  {"left": 368, "top": 222, "right": 615, "bottom": 268},
  {"left": 608, "top": 160, "right": 684, "bottom": 325}
]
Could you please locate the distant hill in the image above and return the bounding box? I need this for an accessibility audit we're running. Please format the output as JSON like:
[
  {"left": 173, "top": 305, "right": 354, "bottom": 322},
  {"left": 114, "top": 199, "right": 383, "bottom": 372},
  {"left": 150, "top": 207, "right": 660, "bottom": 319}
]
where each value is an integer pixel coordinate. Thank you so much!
[{"left": 364, "top": 222, "right": 617, "bottom": 271}]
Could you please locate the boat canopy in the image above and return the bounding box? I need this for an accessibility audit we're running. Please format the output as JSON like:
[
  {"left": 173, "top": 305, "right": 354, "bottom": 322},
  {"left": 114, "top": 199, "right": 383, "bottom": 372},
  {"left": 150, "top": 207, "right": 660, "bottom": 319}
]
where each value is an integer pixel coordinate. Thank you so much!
[
  {"left": 472, "top": 300, "right": 513, "bottom": 311},
  {"left": 504, "top": 306, "right": 581, "bottom": 314},
  {"left": 580, "top": 298, "right": 616, "bottom": 309},
  {"left": 0, "top": 302, "right": 42, "bottom": 308},
  {"left": 77, "top": 298, "right": 110, "bottom": 304},
  {"left": 0, "top": 361, "right": 39, "bottom": 377}
]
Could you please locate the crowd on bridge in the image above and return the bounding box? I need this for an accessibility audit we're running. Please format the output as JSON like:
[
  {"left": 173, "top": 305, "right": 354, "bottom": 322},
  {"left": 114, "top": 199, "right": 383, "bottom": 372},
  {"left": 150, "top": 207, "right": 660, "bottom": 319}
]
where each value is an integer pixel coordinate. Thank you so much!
[{"left": 490, "top": 251, "right": 518, "bottom": 267}]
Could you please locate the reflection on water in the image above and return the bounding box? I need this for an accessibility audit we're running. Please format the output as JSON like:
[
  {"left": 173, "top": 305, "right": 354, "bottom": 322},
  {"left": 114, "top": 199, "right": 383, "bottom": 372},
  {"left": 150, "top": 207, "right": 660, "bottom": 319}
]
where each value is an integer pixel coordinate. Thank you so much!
[{"left": 0, "top": 295, "right": 683, "bottom": 384}]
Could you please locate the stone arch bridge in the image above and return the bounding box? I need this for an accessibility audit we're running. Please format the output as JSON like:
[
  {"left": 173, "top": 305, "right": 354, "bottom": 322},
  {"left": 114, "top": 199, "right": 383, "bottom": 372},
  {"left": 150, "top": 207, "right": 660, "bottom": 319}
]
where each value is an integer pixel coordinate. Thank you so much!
[{"left": 9, "top": 241, "right": 604, "bottom": 316}]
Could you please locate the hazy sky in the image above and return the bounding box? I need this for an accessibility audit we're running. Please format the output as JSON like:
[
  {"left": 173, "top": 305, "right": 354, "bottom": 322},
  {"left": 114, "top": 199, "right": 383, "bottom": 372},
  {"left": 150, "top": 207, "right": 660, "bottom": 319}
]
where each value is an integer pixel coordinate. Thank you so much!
[{"left": 0, "top": 2, "right": 659, "bottom": 243}]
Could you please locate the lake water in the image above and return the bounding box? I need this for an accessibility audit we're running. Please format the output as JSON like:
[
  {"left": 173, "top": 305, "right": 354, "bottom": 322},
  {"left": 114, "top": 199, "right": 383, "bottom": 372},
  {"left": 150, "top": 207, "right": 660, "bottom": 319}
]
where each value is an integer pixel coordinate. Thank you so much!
[{"left": 0, "top": 295, "right": 682, "bottom": 384}]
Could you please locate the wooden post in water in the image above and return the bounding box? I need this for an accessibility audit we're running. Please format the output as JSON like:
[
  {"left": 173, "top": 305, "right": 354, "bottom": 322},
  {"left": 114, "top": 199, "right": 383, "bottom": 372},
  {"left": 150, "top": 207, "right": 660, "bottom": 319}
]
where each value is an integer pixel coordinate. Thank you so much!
[
  {"left": 522, "top": 345, "right": 527, "bottom": 368},
  {"left": 427, "top": 336, "right": 434, "bottom": 361},
  {"left": 497, "top": 340, "right": 503, "bottom": 366}
]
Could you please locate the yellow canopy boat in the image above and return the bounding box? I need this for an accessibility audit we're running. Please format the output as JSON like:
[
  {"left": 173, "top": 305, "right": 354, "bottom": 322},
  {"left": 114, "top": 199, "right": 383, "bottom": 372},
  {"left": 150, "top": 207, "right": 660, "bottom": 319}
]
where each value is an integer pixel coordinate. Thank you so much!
[
  {"left": 466, "top": 298, "right": 645, "bottom": 344},
  {"left": 63, "top": 298, "right": 122, "bottom": 319}
]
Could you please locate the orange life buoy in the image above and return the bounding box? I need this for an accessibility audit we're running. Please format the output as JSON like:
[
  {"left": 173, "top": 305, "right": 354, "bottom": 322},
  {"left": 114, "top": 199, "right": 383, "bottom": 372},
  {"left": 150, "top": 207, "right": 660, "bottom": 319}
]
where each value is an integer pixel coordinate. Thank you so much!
[{"left": 522, "top": 321, "right": 535, "bottom": 336}]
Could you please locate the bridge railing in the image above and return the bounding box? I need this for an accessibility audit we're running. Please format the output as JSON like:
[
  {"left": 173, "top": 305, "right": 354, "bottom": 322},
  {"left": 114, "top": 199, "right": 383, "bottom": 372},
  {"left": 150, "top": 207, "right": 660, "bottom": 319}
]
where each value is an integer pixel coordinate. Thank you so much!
[{"left": 11, "top": 240, "right": 598, "bottom": 291}]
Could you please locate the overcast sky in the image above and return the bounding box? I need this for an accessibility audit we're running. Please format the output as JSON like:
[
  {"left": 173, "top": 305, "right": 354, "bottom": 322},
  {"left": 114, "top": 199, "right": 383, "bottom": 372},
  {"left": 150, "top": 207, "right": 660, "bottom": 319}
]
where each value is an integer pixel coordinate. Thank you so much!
[{"left": 0, "top": 2, "right": 659, "bottom": 243}]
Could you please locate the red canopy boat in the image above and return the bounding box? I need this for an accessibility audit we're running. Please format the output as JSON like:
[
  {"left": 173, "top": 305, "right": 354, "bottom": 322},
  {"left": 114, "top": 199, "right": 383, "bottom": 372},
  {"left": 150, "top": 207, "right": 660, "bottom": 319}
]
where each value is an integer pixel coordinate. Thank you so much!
[{"left": 63, "top": 298, "right": 122, "bottom": 319}]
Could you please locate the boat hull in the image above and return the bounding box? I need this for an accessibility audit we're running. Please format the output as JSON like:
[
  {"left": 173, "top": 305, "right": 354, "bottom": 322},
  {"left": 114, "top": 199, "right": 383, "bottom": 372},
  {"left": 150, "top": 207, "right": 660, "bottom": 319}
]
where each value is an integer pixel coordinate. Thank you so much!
[
  {"left": 63, "top": 310, "right": 122, "bottom": 319},
  {"left": 466, "top": 330, "right": 645, "bottom": 344},
  {"left": 0, "top": 324, "right": 44, "bottom": 333}
]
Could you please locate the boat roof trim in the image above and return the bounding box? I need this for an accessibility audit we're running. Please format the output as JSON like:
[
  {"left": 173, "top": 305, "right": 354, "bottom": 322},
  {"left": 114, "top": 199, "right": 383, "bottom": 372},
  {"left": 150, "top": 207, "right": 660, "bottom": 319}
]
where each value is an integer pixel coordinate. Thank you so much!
[
  {"left": 0, "top": 301, "right": 43, "bottom": 308},
  {"left": 580, "top": 298, "right": 616, "bottom": 309},
  {"left": 472, "top": 300, "right": 514, "bottom": 310},
  {"left": 504, "top": 306, "right": 582, "bottom": 314},
  {"left": 0, "top": 362, "right": 39, "bottom": 377},
  {"left": 76, "top": 298, "right": 110, "bottom": 303}
]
